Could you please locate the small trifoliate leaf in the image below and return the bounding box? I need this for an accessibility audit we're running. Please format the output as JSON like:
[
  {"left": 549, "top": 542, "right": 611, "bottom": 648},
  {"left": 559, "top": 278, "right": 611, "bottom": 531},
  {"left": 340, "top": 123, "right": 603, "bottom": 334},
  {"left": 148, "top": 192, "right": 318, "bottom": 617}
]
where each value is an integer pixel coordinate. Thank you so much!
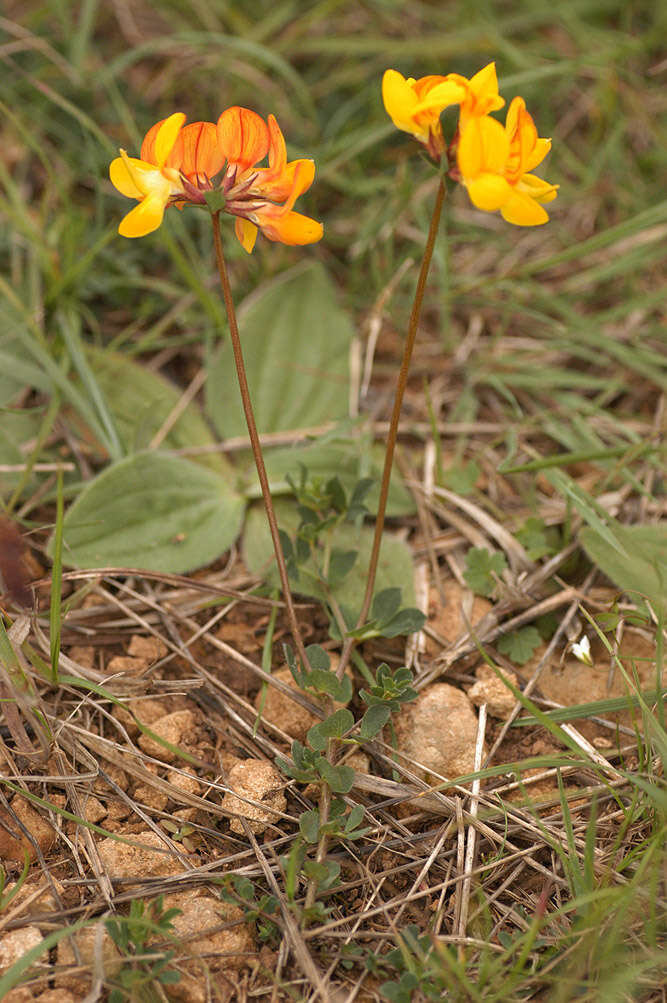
[
  {"left": 463, "top": 547, "right": 507, "bottom": 596},
  {"left": 497, "top": 626, "right": 542, "bottom": 665}
]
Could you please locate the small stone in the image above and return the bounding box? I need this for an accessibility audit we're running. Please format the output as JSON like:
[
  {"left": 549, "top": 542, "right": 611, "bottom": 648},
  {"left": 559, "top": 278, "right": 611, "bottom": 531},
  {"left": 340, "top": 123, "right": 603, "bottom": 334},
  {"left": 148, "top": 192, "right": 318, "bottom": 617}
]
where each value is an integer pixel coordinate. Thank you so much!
[
  {"left": 128, "top": 634, "right": 167, "bottom": 662},
  {"left": 172, "top": 806, "right": 197, "bottom": 823},
  {"left": 167, "top": 769, "right": 202, "bottom": 798},
  {"left": 112, "top": 697, "right": 168, "bottom": 739},
  {"left": 105, "top": 800, "right": 131, "bottom": 822},
  {"left": 67, "top": 645, "right": 95, "bottom": 668},
  {"left": 78, "top": 794, "right": 107, "bottom": 825},
  {"left": 3, "top": 877, "right": 64, "bottom": 918},
  {"left": 133, "top": 784, "right": 169, "bottom": 812},
  {"left": 223, "top": 760, "right": 286, "bottom": 835},
  {"left": 1, "top": 987, "right": 34, "bottom": 1003},
  {"left": 138, "top": 709, "right": 196, "bottom": 763},
  {"left": 392, "top": 683, "right": 482, "bottom": 787},
  {"left": 342, "top": 749, "right": 370, "bottom": 774},
  {"left": 97, "top": 830, "right": 186, "bottom": 879},
  {"left": 93, "top": 763, "right": 128, "bottom": 795},
  {"left": 37, "top": 992, "right": 79, "bottom": 1003},
  {"left": 162, "top": 893, "right": 254, "bottom": 972},
  {"left": 0, "top": 800, "right": 55, "bottom": 862},
  {"left": 106, "top": 654, "right": 150, "bottom": 676},
  {"left": 0, "top": 926, "right": 43, "bottom": 974},
  {"left": 468, "top": 664, "right": 519, "bottom": 718},
  {"left": 56, "top": 923, "right": 121, "bottom": 993},
  {"left": 425, "top": 581, "right": 492, "bottom": 655}
]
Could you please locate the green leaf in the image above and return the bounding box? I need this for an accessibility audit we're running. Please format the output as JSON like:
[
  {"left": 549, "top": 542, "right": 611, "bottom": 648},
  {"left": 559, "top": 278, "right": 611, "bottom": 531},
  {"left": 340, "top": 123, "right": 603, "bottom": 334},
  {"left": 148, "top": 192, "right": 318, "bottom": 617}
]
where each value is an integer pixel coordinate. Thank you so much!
[
  {"left": 463, "top": 547, "right": 507, "bottom": 596},
  {"left": 358, "top": 703, "right": 391, "bottom": 740},
  {"left": 0, "top": 410, "right": 44, "bottom": 496},
  {"left": 305, "top": 645, "right": 331, "bottom": 671},
  {"left": 441, "top": 461, "right": 480, "bottom": 496},
  {"left": 242, "top": 438, "right": 415, "bottom": 517},
  {"left": 316, "top": 758, "right": 355, "bottom": 793},
  {"left": 308, "top": 670, "right": 352, "bottom": 703},
  {"left": 327, "top": 548, "right": 358, "bottom": 586},
  {"left": 546, "top": 470, "right": 629, "bottom": 559},
  {"left": 85, "top": 346, "right": 231, "bottom": 474},
  {"left": 580, "top": 524, "right": 667, "bottom": 613},
  {"left": 307, "top": 708, "right": 355, "bottom": 751},
  {"left": 515, "top": 517, "right": 555, "bottom": 561},
  {"left": 53, "top": 451, "right": 244, "bottom": 573},
  {"left": 371, "top": 587, "right": 402, "bottom": 623},
  {"left": 381, "top": 607, "right": 426, "bottom": 639},
  {"left": 0, "top": 325, "right": 54, "bottom": 405},
  {"left": 207, "top": 263, "right": 354, "bottom": 437},
  {"left": 497, "top": 626, "right": 543, "bottom": 665},
  {"left": 243, "top": 498, "right": 417, "bottom": 622},
  {"left": 299, "top": 809, "right": 320, "bottom": 844},
  {"left": 345, "top": 804, "right": 365, "bottom": 832}
]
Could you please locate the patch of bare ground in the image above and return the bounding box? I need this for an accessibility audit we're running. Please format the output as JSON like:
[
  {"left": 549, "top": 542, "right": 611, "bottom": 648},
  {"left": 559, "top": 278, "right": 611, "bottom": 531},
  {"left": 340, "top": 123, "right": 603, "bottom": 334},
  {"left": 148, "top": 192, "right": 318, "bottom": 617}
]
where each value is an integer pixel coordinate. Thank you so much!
[{"left": 1, "top": 498, "right": 664, "bottom": 999}]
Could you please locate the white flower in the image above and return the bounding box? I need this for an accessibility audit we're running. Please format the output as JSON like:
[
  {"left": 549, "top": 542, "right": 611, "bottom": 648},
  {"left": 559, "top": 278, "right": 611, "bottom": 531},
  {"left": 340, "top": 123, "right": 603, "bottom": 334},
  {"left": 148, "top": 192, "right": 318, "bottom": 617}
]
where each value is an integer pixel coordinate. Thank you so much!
[{"left": 571, "top": 635, "right": 592, "bottom": 666}]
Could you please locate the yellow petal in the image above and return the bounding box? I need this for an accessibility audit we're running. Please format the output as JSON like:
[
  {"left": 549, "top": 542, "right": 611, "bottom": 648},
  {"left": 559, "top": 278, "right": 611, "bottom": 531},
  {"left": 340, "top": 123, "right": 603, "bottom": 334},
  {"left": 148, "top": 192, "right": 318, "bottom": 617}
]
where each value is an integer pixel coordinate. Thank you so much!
[
  {"left": 468, "top": 62, "right": 505, "bottom": 112},
  {"left": 457, "top": 116, "right": 509, "bottom": 178},
  {"left": 500, "top": 190, "right": 549, "bottom": 226},
  {"left": 235, "top": 218, "right": 258, "bottom": 253},
  {"left": 524, "top": 137, "right": 552, "bottom": 172},
  {"left": 109, "top": 155, "right": 143, "bottom": 199},
  {"left": 505, "top": 96, "right": 525, "bottom": 136},
  {"left": 382, "top": 69, "right": 420, "bottom": 134},
  {"left": 118, "top": 193, "right": 168, "bottom": 238},
  {"left": 517, "top": 173, "right": 559, "bottom": 203},
  {"left": 413, "top": 79, "right": 467, "bottom": 115},
  {"left": 154, "top": 112, "right": 186, "bottom": 169},
  {"left": 467, "top": 174, "right": 512, "bottom": 211}
]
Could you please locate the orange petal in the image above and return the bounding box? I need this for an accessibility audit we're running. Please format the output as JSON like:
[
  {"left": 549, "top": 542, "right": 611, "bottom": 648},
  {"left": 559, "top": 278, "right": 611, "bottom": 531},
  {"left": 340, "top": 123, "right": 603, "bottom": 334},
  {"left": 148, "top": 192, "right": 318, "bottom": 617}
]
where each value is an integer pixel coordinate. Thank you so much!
[
  {"left": 141, "top": 118, "right": 184, "bottom": 169},
  {"left": 180, "top": 122, "right": 224, "bottom": 181},
  {"left": 217, "top": 106, "right": 270, "bottom": 171},
  {"left": 257, "top": 208, "right": 323, "bottom": 246},
  {"left": 253, "top": 158, "right": 315, "bottom": 202}
]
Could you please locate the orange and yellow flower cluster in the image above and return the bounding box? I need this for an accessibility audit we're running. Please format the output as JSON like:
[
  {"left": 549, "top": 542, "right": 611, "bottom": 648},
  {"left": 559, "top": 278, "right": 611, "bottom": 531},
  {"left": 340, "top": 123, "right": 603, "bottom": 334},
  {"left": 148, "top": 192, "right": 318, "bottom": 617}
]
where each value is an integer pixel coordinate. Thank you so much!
[
  {"left": 109, "top": 107, "right": 323, "bottom": 250},
  {"left": 382, "top": 63, "right": 558, "bottom": 225}
]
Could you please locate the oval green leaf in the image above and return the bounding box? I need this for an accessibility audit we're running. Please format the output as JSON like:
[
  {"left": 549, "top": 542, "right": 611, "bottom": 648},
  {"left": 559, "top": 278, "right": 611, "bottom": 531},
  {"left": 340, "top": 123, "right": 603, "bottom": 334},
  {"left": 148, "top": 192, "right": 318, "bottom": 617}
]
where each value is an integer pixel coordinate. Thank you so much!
[{"left": 53, "top": 451, "right": 244, "bottom": 573}]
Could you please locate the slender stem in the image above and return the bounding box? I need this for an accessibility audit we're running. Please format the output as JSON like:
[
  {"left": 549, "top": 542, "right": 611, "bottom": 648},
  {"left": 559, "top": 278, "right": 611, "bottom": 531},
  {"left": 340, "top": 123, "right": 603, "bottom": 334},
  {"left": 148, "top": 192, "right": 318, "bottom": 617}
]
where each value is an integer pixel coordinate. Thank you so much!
[
  {"left": 211, "top": 212, "right": 311, "bottom": 672},
  {"left": 337, "top": 177, "right": 447, "bottom": 679}
]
